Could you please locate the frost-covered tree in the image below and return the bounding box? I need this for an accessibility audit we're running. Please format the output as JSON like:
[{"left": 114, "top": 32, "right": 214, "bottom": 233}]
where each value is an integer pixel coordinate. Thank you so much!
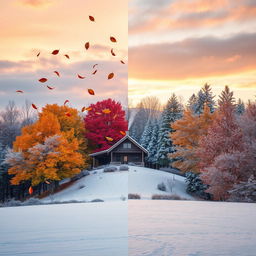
[
  {"left": 140, "top": 119, "right": 153, "bottom": 149},
  {"left": 187, "top": 93, "right": 197, "bottom": 113},
  {"left": 156, "top": 94, "right": 183, "bottom": 166},
  {"left": 235, "top": 98, "right": 245, "bottom": 115},
  {"left": 194, "top": 84, "right": 215, "bottom": 115},
  {"left": 146, "top": 119, "right": 159, "bottom": 164}
]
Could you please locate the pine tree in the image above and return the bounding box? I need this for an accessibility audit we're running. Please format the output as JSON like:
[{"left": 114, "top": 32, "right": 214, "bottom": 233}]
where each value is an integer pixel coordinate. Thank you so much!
[
  {"left": 146, "top": 119, "right": 159, "bottom": 164},
  {"left": 156, "top": 94, "right": 183, "bottom": 166},
  {"left": 187, "top": 93, "right": 197, "bottom": 113},
  {"left": 140, "top": 119, "right": 153, "bottom": 150},
  {"left": 235, "top": 98, "right": 245, "bottom": 115}
]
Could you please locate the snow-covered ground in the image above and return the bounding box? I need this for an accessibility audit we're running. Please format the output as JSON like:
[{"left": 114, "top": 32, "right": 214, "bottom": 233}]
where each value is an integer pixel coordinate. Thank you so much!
[
  {"left": 129, "top": 200, "right": 256, "bottom": 256},
  {"left": 43, "top": 165, "right": 193, "bottom": 203},
  {"left": 0, "top": 202, "right": 128, "bottom": 256}
]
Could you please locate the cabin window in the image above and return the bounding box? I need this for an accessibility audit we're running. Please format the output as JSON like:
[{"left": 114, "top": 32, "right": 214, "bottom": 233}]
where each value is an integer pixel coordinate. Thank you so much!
[{"left": 123, "top": 142, "right": 131, "bottom": 149}]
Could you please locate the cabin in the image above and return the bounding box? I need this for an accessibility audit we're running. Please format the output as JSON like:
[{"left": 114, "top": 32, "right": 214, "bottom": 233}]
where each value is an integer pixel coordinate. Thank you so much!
[{"left": 89, "top": 132, "right": 148, "bottom": 167}]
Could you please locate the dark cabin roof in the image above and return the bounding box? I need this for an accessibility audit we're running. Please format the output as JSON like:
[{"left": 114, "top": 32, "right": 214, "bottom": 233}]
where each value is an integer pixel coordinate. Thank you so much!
[{"left": 89, "top": 134, "right": 149, "bottom": 157}]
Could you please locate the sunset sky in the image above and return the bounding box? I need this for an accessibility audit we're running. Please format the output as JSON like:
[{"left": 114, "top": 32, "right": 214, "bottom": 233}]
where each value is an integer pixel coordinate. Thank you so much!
[
  {"left": 129, "top": 0, "right": 256, "bottom": 106},
  {"left": 0, "top": 0, "right": 127, "bottom": 110}
]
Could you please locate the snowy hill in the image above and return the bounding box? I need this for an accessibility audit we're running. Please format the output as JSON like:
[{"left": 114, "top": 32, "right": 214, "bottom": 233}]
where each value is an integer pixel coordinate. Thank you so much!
[{"left": 43, "top": 165, "right": 194, "bottom": 203}]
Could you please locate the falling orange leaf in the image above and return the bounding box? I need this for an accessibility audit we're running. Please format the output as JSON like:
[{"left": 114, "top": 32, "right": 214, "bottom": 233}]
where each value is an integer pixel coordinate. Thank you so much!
[
  {"left": 64, "top": 100, "right": 69, "bottom": 105},
  {"left": 86, "top": 107, "right": 92, "bottom": 111},
  {"left": 54, "top": 71, "right": 60, "bottom": 77},
  {"left": 85, "top": 42, "right": 90, "bottom": 50},
  {"left": 28, "top": 186, "right": 33, "bottom": 195},
  {"left": 65, "top": 112, "right": 71, "bottom": 117},
  {"left": 120, "top": 131, "right": 126, "bottom": 136},
  {"left": 120, "top": 60, "right": 125, "bottom": 64},
  {"left": 16, "top": 90, "right": 24, "bottom": 93},
  {"left": 45, "top": 180, "right": 50, "bottom": 185},
  {"left": 105, "top": 136, "right": 113, "bottom": 141},
  {"left": 88, "top": 89, "right": 95, "bottom": 95},
  {"left": 77, "top": 74, "right": 85, "bottom": 79},
  {"left": 108, "top": 73, "right": 114, "bottom": 80},
  {"left": 92, "top": 70, "right": 97, "bottom": 75},
  {"left": 111, "top": 48, "right": 116, "bottom": 56},
  {"left": 37, "top": 52, "right": 40, "bottom": 57},
  {"left": 52, "top": 49, "right": 59, "bottom": 55},
  {"left": 81, "top": 107, "right": 86, "bottom": 112},
  {"left": 102, "top": 108, "right": 111, "bottom": 114},
  {"left": 110, "top": 36, "right": 117, "bottom": 43},
  {"left": 89, "top": 15, "right": 95, "bottom": 22},
  {"left": 38, "top": 78, "right": 47, "bottom": 83},
  {"left": 64, "top": 54, "right": 70, "bottom": 59},
  {"left": 47, "top": 86, "right": 55, "bottom": 90},
  {"left": 31, "top": 103, "right": 38, "bottom": 110},
  {"left": 93, "top": 64, "right": 98, "bottom": 69}
]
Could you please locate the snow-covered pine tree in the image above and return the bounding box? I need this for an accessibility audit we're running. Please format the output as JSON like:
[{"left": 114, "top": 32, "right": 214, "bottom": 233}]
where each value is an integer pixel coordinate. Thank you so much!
[
  {"left": 187, "top": 93, "right": 198, "bottom": 113},
  {"left": 140, "top": 119, "right": 153, "bottom": 150},
  {"left": 194, "top": 83, "right": 215, "bottom": 115},
  {"left": 156, "top": 94, "right": 183, "bottom": 167},
  {"left": 146, "top": 119, "right": 159, "bottom": 164},
  {"left": 235, "top": 98, "right": 245, "bottom": 115}
]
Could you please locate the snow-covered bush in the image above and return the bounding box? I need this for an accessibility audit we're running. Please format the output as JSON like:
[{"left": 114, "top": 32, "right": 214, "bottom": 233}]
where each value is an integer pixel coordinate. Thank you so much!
[
  {"left": 91, "top": 199, "right": 104, "bottom": 202},
  {"left": 157, "top": 182, "right": 166, "bottom": 191},
  {"left": 103, "top": 166, "right": 118, "bottom": 172},
  {"left": 185, "top": 172, "right": 211, "bottom": 200},
  {"left": 128, "top": 193, "right": 141, "bottom": 199},
  {"left": 119, "top": 165, "right": 129, "bottom": 171},
  {"left": 152, "top": 194, "right": 187, "bottom": 200}
]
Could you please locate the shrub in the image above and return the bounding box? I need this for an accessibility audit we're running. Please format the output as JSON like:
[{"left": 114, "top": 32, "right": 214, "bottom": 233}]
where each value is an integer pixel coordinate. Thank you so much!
[
  {"left": 151, "top": 194, "right": 187, "bottom": 200},
  {"left": 157, "top": 182, "right": 166, "bottom": 191},
  {"left": 91, "top": 199, "right": 104, "bottom": 202},
  {"left": 119, "top": 165, "right": 129, "bottom": 171},
  {"left": 103, "top": 166, "right": 118, "bottom": 172},
  {"left": 128, "top": 193, "right": 141, "bottom": 199}
]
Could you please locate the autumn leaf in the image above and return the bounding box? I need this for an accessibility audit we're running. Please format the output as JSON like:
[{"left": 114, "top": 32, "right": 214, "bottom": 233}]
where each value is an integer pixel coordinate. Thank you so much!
[
  {"left": 93, "top": 64, "right": 98, "bottom": 69},
  {"left": 102, "top": 108, "right": 111, "bottom": 114},
  {"left": 92, "top": 70, "right": 97, "bottom": 75},
  {"left": 81, "top": 107, "right": 86, "bottom": 112},
  {"left": 65, "top": 112, "right": 71, "bottom": 117},
  {"left": 110, "top": 36, "right": 117, "bottom": 43},
  {"left": 113, "top": 114, "right": 117, "bottom": 119},
  {"left": 111, "top": 48, "right": 116, "bottom": 56},
  {"left": 77, "top": 74, "right": 85, "bottom": 79},
  {"left": 51, "top": 49, "right": 59, "bottom": 55},
  {"left": 86, "top": 107, "right": 92, "bottom": 111},
  {"left": 47, "top": 86, "right": 54, "bottom": 90},
  {"left": 39, "top": 78, "right": 47, "bottom": 83},
  {"left": 16, "top": 90, "right": 24, "bottom": 93},
  {"left": 89, "top": 15, "right": 95, "bottom": 22},
  {"left": 64, "top": 54, "right": 70, "bottom": 59},
  {"left": 54, "top": 71, "right": 60, "bottom": 77},
  {"left": 88, "top": 89, "right": 95, "bottom": 95},
  {"left": 45, "top": 180, "right": 50, "bottom": 184},
  {"left": 31, "top": 103, "right": 38, "bottom": 110},
  {"left": 95, "top": 112, "right": 102, "bottom": 115},
  {"left": 64, "top": 100, "right": 69, "bottom": 105},
  {"left": 105, "top": 136, "right": 113, "bottom": 141},
  {"left": 85, "top": 42, "right": 90, "bottom": 50},
  {"left": 28, "top": 186, "right": 33, "bottom": 195},
  {"left": 120, "top": 131, "right": 126, "bottom": 136},
  {"left": 108, "top": 73, "right": 114, "bottom": 80},
  {"left": 120, "top": 60, "right": 125, "bottom": 64},
  {"left": 37, "top": 52, "right": 40, "bottom": 57}
]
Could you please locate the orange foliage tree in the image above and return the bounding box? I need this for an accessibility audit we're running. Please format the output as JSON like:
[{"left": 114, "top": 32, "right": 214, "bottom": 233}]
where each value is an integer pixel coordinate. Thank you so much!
[{"left": 170, "top": 105, "right": 214, "bottom": 173}]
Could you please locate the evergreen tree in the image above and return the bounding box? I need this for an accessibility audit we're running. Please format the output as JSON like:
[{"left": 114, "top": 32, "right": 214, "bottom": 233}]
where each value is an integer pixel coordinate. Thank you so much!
[
  {"left": 235, "top": 98, "right": 245, "bottom": 115},
  {"left": 140, "top": 119, "right": 153, "bottom": 150},
  {"left": 187, "top": 93, "right": 197, "bottom": 113},
  {"left": 146, "top": 119, "right": 159, "bottom": 164},
  {"left": 156, "top": 94, "right": 183, "bottom": 166}
]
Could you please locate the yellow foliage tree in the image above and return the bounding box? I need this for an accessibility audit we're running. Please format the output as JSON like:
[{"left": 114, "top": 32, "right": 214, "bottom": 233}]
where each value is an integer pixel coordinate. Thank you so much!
[{"left": 170, "top": 105, "right": 214, "bottom": 173}]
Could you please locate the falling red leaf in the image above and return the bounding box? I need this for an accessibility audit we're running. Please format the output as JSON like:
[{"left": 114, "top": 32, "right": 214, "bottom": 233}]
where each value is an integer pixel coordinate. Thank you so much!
[
  {"left": 38, "top": 78, "right": 47, "bottom": 83},
  {"left": 64, "top": 100, "right": 69, "bottom": 105},
  {"left": 88, "top": 89, "right": 95, "bottom": 95},
  {"left": 111, "top": 48, "right": 116, "bottom": 56},
  {"left": 47, "top": 86, "right": 55, "bottom": 90},
  {"left": 89, "top": 15, "right": 95, "bottom": 22},
  {"left": 120, "top": 60, "right": 125, "bottom": 64},
  {"left": 81, "top": 107, "right": 86, "bottom": 112},
  {"left": 95, "top": 112, "right": 102, "bottom": 115},
  {"left": 108, "top": 73, "right": 114, "bottom": 80},
  {"left": 28, "top": 186, "right": 33, "bottom": 195},
  {"left": 93, "top": 64, "right": 98, "bottom": 69},
  {"left": 16, "top": 90, "right": 24, "bottom": 93},
  {"left": 54, "top": 71, "right": 60, "bottom": 77},
  {"left": 92, "top": 70, "right": 97, "bottom": 75},
  {"left": 113, "top": 114, "right": 117, "bottom": 119},
  {"left": 110, "top": 36, "right": 117, "bottom": 43},
  {"left": 77, "top": 74, "right": 85, "bottom": 79},
  {"left": 120, "top": 131, "right": 126, "bottom": 136},
  {"left": 52, "top": 49, "right": 59, "bottom": 55},
  {"left": 65, "top": 112, "right": 71, "bottom": 117},
  {"left": 64, "top": 54, "right": 70, "bottom": 59},
  {"left": 102, "top": 108, "right": 111, "bottom": 114},
  {"left": 37, "top": 52, "right": 40, "bottom": 57},
  {"left": 86, "top": 107, "right": 92, "bottom": 111},
  {"left": 85, "top": 42, "right": 90, "bottom": 50},
  {"left": 31, "top": 103, "right": 38, "bottom": 110},
  {"left": 105, "top": 136, "right": 113, "bottom": 142}
]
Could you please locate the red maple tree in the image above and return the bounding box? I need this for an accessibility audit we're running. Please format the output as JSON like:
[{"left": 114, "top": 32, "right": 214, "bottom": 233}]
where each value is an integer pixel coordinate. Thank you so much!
[{"left": 84, "top": 98, "right": 128, "bottom": 152}]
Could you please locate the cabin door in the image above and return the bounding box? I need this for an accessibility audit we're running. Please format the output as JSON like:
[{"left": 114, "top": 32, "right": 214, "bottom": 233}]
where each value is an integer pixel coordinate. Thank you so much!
[{"left": 123, "top": 155, "right": 128, "bottom": 164}]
